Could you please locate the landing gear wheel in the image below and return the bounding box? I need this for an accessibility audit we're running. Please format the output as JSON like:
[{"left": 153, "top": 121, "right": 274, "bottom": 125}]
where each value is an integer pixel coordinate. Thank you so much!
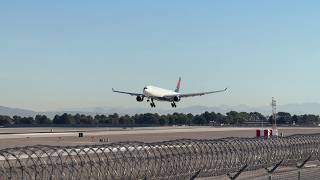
[
  {"left": 171, "top": 102, "right": 177, "bottom": 108},
  {"left": 150, "top": 102, "right": 156, "bottom": 108}
]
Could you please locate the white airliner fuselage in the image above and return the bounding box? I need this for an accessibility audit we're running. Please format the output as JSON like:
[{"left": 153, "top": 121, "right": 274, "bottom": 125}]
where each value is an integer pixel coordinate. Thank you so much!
[
  {"left": 143, "top": 86, "right": 179, "bottom": 99},
  {"left": 112, "top": 77, "right": 227, "bottom": 108}
]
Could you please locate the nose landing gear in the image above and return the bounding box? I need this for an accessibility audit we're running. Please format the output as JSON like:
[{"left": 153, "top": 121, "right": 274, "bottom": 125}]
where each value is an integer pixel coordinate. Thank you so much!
[
  {"left": 150, "top": 102, "right": 156, "bottom": 108},
  {"left": 150, "top": 99, "right": 156, "bottom": 108}
]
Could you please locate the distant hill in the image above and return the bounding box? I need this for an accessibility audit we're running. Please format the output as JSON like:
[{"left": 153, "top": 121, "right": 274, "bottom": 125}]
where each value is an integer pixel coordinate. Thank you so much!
[
  {"left": 1, "top": 103, "right": 320, "bottom": 118},
  {"left": 0, "top": 106, "right": 36, "bottom": 117}
]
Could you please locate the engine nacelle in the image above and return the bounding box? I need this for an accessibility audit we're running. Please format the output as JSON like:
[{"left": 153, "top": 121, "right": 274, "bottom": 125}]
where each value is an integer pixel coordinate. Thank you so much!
[
  {"left": 173, "top": 96, "right": 180, "bottom": 102},
  {"left": 136, "top": 96, "right": 144, "bottom": 102}
]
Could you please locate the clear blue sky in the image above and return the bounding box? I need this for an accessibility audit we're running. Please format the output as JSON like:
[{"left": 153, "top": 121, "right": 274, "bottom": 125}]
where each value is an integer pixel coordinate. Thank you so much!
[{"left": 1, "top": 1, "right": 320, "bottom": 111}]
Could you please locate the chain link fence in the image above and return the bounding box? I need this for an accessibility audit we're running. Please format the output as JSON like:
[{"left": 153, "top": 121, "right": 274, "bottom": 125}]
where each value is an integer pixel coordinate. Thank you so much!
[{"left": 0, "top": 134, "right": 320, "bottom": 180}]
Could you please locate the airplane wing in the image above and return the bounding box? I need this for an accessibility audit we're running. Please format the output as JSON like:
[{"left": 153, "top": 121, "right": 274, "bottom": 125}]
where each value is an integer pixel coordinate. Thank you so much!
[
  {"left": 112, "top": 88, "right": 144, "bottom": 96},
  {"left": 179, "top": 88, "right": 227, "bottom": 98}
]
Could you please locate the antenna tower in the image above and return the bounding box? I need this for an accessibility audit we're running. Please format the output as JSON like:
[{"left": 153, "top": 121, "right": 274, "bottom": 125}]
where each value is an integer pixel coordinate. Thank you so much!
[{"left": 272, "top": 97, "right": 278, "bottom": 136}]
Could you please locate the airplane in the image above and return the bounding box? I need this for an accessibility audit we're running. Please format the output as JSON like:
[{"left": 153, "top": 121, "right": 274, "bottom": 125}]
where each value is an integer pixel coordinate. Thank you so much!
[{"left": 112, "top": 77, "right": 227, "bottom": 108}]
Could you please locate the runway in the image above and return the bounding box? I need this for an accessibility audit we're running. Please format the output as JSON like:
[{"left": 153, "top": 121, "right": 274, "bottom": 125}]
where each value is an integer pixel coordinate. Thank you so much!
[
  {"left": 0, "top": 126, "right": 257, "bottom": 139},
  {"left": 0, "top": 126, "right": 319, "bottom": 148}
]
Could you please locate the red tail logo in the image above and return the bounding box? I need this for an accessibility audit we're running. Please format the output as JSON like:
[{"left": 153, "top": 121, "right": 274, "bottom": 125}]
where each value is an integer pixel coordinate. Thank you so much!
[{"left": 175, "top": 77, "right": 181, "bottom": 93}]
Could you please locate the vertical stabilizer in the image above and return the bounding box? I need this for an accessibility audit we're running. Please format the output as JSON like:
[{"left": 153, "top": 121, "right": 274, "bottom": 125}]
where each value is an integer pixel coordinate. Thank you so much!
[{"left": 175, "top": 77, "right": 181, "bottom": 93}]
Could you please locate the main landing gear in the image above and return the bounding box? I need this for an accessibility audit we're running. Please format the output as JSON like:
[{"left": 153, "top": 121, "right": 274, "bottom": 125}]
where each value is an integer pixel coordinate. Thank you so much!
[
  {"left": 150, "top": 99, "right": 156, "bottom": 108},
  {"left": 171, "top": 102, "right": 177, "bottom": 108}
]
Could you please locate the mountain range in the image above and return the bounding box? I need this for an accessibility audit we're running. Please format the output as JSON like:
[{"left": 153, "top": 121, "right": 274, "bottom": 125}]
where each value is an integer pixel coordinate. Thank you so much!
[{"left": 1, "top": 103, "right": 320, "bottom": 118}]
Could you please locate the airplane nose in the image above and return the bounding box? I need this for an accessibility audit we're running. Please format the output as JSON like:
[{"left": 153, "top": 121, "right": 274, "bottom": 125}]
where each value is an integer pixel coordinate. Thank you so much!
[{"left": 143, "top": 88, "right": 150, "bottom": 95}]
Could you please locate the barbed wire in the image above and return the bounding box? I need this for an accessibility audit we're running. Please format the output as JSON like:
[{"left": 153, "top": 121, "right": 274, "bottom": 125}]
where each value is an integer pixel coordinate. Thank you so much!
[{"left": 0, "top": 134, "right": 320, "bottom": 180}]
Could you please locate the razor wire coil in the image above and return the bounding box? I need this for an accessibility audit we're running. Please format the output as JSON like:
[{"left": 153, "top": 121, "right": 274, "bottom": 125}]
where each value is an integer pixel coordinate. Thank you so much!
[{"left": 0, "top": 134, "right": 320, "bottom": 180}]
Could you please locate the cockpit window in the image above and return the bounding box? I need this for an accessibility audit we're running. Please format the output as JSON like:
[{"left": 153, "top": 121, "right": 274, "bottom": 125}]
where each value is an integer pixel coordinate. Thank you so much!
[{"left": 143, "top": 87, "right": 147, "bottom": 90}]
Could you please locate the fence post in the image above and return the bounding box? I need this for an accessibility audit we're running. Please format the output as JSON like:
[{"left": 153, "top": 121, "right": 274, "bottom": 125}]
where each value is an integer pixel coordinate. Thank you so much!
[
  {"left": 190, "top": 169, "right": 201, "bottom": 180},
  {"left": 296, "top": 155, "right": 311, "bottom": 180},
  {"left": 227, "top": 164, "right": 248, "bottom": 180},
  {"left": 265, "top": 160, "right": 283, "bottom": 180}
]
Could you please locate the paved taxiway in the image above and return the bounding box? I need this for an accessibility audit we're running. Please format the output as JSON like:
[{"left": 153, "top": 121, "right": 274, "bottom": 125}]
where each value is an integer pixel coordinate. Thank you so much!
[{"left": 0, "top": 126, "right": 319, "bottom": 149}]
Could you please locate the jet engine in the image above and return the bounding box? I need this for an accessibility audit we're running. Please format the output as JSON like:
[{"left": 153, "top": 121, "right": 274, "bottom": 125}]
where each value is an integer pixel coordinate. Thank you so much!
[
  {"left": 173, "top": 96, "right": 181, "bottom": 102},
  {"left": 136, "top": 96, "right": 144, "bottom": 102}
]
